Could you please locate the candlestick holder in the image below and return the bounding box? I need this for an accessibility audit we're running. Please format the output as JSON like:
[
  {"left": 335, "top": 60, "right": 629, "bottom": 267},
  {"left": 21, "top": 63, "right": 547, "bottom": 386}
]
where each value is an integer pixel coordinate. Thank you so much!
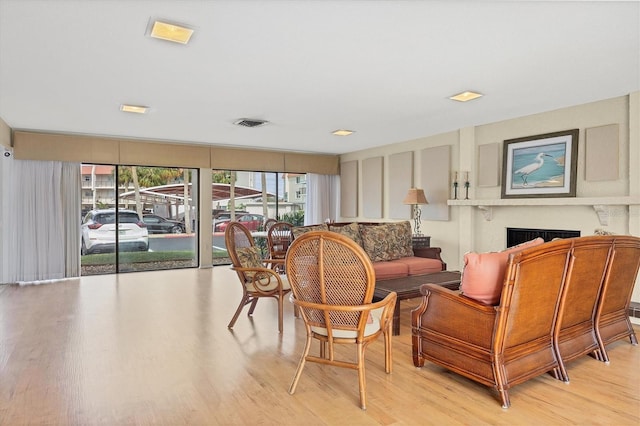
[
  {"left": 464, "top": 180, "right": 470, "bottom": 200},
  {"left": 453, "top": 181, "right": 459, "bottom": 200}
]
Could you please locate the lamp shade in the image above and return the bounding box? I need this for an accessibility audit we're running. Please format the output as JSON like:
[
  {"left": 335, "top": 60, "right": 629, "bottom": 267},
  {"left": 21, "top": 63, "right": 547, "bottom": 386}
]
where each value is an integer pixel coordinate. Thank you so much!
[{"left": 403, "top": 188, "right": 428, "bottom": 205}]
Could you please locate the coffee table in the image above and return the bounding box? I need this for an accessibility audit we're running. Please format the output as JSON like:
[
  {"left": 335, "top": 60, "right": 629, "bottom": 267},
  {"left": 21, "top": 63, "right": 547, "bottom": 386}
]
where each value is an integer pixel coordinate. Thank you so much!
[{"left": 373, "top": 271, "right": 461, "bottom": 335}]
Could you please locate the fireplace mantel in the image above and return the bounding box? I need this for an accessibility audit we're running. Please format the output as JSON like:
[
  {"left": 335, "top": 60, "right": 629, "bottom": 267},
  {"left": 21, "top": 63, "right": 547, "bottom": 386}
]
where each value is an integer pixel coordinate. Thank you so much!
[{"left": 447, "top": 196, "right": 640, "bottom": 225}]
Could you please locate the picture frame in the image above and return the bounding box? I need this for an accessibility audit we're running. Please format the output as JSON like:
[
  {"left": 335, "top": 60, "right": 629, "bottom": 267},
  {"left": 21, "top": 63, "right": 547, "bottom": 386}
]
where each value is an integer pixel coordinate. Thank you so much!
[{"left": 501, "top": 129, "right": 579, "bottom": 199}]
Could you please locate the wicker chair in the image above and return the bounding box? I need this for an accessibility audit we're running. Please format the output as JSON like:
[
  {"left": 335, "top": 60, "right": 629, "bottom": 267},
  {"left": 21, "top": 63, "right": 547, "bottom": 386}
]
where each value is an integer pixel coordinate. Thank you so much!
[
  {"left": 267, "top": 221, "right": 294, "bottom": 273},
  {"left": 593, "top": 235, "right": 640, "bottom": 362},
  {"left": 264, "top": 218, "right": 277, "bottom": 232},
  {"left": 225, "top": 221, "right": 291, "bottom": 333},
  {"left": 285, "top": 231, "right": 397, "bottom": 410}
]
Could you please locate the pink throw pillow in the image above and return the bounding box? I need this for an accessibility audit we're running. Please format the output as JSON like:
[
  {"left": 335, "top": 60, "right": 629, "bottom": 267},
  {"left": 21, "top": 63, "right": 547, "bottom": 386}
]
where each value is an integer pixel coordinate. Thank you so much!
[{"left": 459, "top": 238, "right": 545, "bottom": 305}]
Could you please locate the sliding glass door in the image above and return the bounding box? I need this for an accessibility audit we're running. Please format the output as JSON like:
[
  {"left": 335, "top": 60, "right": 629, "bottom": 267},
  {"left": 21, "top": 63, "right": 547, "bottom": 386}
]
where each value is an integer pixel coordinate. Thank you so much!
[{"left": 80, "top": 164, "right": 198, "bottom": 275}]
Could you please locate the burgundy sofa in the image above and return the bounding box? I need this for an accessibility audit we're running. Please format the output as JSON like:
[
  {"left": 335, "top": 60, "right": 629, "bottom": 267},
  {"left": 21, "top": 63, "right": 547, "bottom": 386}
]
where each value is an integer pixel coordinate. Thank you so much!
[{"left": 291, "top": 221, "right": 446, "bottom": 280}]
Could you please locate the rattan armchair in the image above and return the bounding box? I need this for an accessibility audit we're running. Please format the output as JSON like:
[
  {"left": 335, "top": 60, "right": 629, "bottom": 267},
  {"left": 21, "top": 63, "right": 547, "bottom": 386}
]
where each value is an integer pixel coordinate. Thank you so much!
[
  {"left": 593, "top": 235, "right": 640, "bottom": 362},
  {"left": 555, "top": 235, "right": 640, "bottom": 376},
  {"left": 267, "top": 221, "right": 293, "bottom": 273},
  {"left": 285, "top": 231, "right": 397, "bottom": 410},
  {"left": 555, "top": 236, "right": 614, "bottom": 380},
  {"left": 225, "top": 221, "right": 291, "bottom": 333},
  {"left": 264, "top": 218, "right": 277, "bottom": 232},
  {"left": 412, "top": 238, "right": 573, "bottom": 408}
]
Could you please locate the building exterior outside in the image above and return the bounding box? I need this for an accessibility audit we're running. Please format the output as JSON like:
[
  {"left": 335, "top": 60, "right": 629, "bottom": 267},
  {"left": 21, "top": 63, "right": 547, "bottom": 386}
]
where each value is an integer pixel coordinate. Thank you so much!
[{"left": 285, "top": 173, "right": 306, "bottom": 204}]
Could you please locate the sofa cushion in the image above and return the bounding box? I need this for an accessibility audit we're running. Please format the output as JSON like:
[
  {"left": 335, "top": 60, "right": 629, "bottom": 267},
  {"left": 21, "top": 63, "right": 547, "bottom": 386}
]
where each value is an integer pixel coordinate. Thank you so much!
[
  {"left": 395, "top": 256, "right": 443, "bottom": 276},
  {"left": 460, "top": 238, "right": 545, "bottom": 305},
  {"left": 331, "top": 222, "right": 363, "bottom": 247},
  {"left": 361, "top": 221, "right": 413, "bottom": 262},
  {"left": 292, "top": 223, "right": 329, "bottom": 239},
  {"left": 373, "top": 261, "right": 409, "bottom": 281}
]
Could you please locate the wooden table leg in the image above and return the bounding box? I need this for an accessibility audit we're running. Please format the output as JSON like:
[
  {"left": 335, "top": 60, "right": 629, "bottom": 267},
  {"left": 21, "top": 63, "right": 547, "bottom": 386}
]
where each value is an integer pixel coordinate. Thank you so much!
[{"left": 392, "top": 297, "right": 401, "bottom": 335}]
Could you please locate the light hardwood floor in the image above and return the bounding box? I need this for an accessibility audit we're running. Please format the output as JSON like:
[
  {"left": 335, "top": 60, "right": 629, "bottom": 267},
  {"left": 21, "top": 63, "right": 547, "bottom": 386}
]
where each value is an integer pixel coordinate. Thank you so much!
[{"left": 0, "top": 266, "right": 638, "bottom": 425}]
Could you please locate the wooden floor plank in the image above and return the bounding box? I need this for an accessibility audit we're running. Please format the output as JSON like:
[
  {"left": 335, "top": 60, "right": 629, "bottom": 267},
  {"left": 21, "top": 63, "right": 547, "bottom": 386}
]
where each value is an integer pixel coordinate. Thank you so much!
[{"left": 0, "top": 266, "right": 638, "bottom": 425}]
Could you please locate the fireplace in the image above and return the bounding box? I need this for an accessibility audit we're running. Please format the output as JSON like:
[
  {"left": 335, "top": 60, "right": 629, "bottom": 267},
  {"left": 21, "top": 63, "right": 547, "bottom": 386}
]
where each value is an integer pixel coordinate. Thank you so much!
[{"left": 507, "top": 227, "right": 580, "bottom": 247}]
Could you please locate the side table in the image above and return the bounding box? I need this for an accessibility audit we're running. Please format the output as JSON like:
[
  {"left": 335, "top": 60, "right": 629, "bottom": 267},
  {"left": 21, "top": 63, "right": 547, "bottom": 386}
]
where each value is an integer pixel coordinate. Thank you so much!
[{"left": 412, "top": 236, "right": 431, "bottom": 249}]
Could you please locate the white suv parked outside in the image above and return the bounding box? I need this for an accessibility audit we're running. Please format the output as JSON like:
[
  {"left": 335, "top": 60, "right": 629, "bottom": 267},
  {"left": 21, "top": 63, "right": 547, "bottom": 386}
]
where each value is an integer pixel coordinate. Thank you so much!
[{"left": 81, "top": 209, "right": 149, "bottom": 255}]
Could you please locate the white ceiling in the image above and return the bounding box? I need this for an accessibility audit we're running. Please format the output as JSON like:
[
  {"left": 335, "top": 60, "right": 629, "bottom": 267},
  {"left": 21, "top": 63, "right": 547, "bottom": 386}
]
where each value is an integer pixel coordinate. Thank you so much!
[{"left": 0, "top": 1, "right": 638, "bottom": 155}]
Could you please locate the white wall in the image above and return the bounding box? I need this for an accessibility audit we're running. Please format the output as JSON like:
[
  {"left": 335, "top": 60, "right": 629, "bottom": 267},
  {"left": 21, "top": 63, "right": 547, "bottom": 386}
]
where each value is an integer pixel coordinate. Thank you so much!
[{"left": 340, "top": 92, "right": 640, "bottom": 303}]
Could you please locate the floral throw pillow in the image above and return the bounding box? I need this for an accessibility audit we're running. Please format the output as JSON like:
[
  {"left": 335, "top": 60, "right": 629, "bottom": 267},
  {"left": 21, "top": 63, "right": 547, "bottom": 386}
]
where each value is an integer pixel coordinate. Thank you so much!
[
  {"left": 331, "top": 222, "right": 363, "bottom": 247},
  {"left": 361, "top": 221, "right": 413, "bottom": 262},
  {"left": 236, "top": 246, "right": 264, "bottom": 269},
  {"left": 291, "top": 224, "right": 329, "bottom": 240}
]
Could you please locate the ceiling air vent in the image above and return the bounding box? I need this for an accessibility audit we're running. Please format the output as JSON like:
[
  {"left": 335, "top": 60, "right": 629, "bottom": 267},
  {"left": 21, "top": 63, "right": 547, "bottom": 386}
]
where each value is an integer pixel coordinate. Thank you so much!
[{"left": 234, "top": 118, "right": 269, "bottom": 128}]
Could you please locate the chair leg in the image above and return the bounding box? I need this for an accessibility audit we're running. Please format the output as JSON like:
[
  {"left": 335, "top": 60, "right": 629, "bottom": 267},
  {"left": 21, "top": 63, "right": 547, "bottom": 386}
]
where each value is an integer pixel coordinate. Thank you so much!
[
  {"left": 551, "top": 347, "right": 569, "bottom": 382},
  {"left": 228, "top": 294, "right": 250, "bottom": 329},
  {"left": 499, "top": 390, "right": 511, "bottom": 409},
  {"left": 550, "top": 366, "right": 569, "bottom": 382},
  {"left": 493, "top": 362, "right": 510, "bottom": 408},
  {"left": 289, "top": 335, "right": 313, "bottom": 395},
  {"left": 594, "top": 346, "right": 610, "bottom": 363},
  {"left": 319, "top": 341, "right": 326, "bottom": 359},
  {"left": 384, "top": 326, "right": 393, "bottom": 374},
  {"left": 277, "top": 295, "right": 284, "bottom": 333},
  {"left": 247, "top": 298, "right": 259, "bottom": 315},
  {"left": 357, "top": 342, "right": 367, "bottom": 410},
  {"left": 288, "top": 293, "right": 300, "bottom": 318}
]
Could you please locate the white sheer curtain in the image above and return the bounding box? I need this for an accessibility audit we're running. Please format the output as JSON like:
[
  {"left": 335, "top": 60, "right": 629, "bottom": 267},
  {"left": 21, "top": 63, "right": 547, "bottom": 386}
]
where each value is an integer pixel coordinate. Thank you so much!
[
  {"left": 305, "top": 174, "right": 340, "bottom": 225},
  {"left": 1, "top": 157, "right": 81, "bottom": 284}
]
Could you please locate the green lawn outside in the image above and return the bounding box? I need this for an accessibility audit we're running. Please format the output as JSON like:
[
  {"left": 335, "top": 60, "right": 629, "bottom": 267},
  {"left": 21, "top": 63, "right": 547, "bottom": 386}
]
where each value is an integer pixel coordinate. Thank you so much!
[{"left": 81, "top": 250, "right": 229, "bottom": 266}]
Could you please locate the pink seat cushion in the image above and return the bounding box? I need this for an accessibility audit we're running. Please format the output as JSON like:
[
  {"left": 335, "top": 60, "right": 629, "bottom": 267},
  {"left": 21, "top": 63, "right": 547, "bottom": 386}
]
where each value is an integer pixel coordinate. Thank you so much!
[
  {"left": 373, "top": 261, "right": 409, "bottom": 281},
  {"left": 460, "top": 238, "right": 545, "bottom": 305},
  {"left": 395, "top": 256, "right": 443, "bottom": 276}
]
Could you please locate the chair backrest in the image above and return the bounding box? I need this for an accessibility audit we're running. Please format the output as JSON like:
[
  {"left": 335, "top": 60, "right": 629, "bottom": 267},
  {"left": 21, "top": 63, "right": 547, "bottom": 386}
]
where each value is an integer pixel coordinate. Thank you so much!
[
  {"left": 496, "top": 238, "right": 574, "bottom": 353},
  {"left": 559, "top": 236, "right": 614, "bottom": 330},
  {"left": 597, "top": 236, "right": 640, "bottom": 321},
  {"left": 225, "top": 221, "right": 258, "bottom": 283},
  {"left": 286, "top": 231, "right": 376, "bottom": 331},
  {"left": 264, "top": 218, "right": 277, "bottom": 231},
  {"left": 267, "top": 221, "right": 294, "bottom": 259}
]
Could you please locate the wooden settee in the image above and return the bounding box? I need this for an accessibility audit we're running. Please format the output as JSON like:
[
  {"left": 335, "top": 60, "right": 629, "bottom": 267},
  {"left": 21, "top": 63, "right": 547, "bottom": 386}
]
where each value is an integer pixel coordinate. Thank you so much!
[
  {"left": 292, "top": 221, "right": 446, "bottom": 280},
  {"left": 411, "top": 235, "right": 640, "bottom": 408}
]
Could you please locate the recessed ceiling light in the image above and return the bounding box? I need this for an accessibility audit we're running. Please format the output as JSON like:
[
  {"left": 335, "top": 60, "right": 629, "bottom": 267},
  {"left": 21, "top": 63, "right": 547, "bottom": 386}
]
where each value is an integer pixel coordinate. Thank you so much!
[
  {"left": 332, "top": 129, "right": 354, "bottom": 136},
  {"left": 449, "top": 91, "right": 483, "bottom": 102},
  {"left": 148, "top": 20, "right": 194, "bottom": 44},
  {"left": 120, "top": 104, "right": 149, "bottom": 114}
]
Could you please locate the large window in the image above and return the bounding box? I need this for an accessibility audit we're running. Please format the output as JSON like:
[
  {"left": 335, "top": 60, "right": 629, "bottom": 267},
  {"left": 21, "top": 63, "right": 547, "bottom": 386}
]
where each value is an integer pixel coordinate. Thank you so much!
[
  {"left": 80, "top": 164, "right": 198, "bottom": 275},
  {"left": 79, "top": 165, "right": 308, "bottom": 272},
  {"left": 211, "top": 170, "right": 306, "bottom": 264}
]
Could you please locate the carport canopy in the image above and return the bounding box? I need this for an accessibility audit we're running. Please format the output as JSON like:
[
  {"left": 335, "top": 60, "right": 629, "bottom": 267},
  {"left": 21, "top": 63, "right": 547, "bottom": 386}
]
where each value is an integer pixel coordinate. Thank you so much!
[{"left": 119, "top": 183, "right": 275, "bottom": 205}]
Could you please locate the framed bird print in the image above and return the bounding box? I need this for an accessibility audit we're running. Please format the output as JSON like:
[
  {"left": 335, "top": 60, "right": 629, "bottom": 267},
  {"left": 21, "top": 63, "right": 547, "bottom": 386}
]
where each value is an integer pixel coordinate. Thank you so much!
[{"left": 501, "top": 129, "right": 579, "bottom": 199}]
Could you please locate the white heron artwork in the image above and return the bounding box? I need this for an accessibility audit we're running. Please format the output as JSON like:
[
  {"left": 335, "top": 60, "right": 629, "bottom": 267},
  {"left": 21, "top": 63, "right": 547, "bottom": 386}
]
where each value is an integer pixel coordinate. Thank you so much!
[
  {"left": 503, "top": 133, "right": 576, "bottom": 198},
  {"left": 514, "top": 152, "right": 553, "bottom": 186}
]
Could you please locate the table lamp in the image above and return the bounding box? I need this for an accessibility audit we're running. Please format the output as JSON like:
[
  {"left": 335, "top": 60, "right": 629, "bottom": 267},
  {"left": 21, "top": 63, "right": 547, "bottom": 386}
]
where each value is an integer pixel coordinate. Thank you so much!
[{"left": 403, "top": 188, "right": 428, "bottom": 236}]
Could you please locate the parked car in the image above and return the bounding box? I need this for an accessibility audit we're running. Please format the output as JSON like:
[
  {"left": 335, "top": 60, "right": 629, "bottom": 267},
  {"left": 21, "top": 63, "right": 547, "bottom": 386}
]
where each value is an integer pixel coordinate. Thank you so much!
[
  {"left": 81, "top": 209, "right": 149, "bottom": 255},
  {"left": 214, "top": 214, "right": 264, "bottom": 232},
  {"left": 143, "top": 214, "right": 185, "bottom": 234},
  {"left": 213, "top": 210, "right": 248, "bottom": 221}
]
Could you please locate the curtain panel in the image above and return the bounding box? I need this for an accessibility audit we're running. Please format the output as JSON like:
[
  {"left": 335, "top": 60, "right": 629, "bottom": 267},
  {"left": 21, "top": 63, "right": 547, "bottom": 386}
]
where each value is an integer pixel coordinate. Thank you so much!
[
  {"left": 1, "top": 158, "right": 80, "bottom": 284},
  {"left": 305, "top": 174, "right": 340, "bottom": 225}
]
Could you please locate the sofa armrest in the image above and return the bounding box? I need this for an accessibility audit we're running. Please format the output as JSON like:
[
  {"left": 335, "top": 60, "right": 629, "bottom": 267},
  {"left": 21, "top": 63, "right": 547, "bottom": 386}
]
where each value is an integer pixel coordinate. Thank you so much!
[
  {"left": 413, "top": 247, "right": 446, "bottom": 270},
  {"left": 411, "top": 284, "right": 496, "bottom": 348}
]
